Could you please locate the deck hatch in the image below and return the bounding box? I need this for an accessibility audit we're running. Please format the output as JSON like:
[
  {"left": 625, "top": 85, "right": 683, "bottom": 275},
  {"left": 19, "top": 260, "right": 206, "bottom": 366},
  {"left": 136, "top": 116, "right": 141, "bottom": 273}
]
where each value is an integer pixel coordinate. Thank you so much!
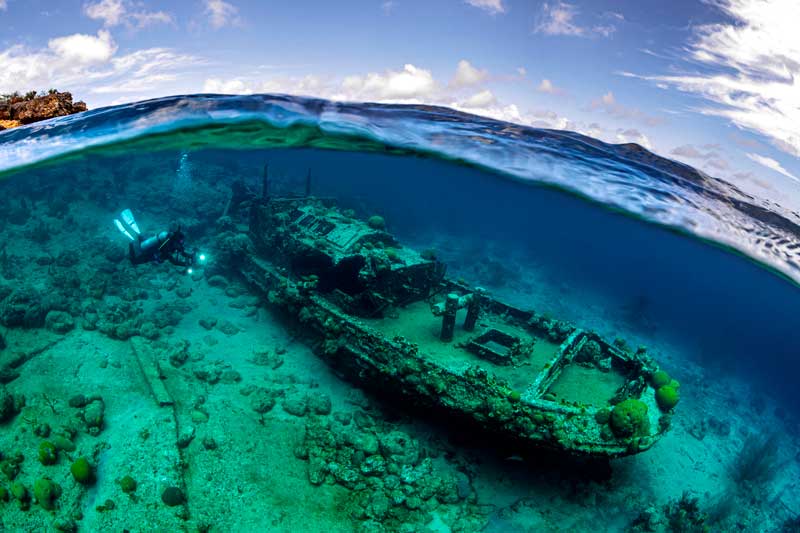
[
  {"left": 295, "top": 214, "right": 315, "bottom": 228},
  {"left": 325, "top": 224, "right": 362, "bottom": 250},
  {"left": 312, "top": 219, "right": 335, "bottom": 236},
  {"left": 467, "top": 329, "right": 519, "bottom": 365}
]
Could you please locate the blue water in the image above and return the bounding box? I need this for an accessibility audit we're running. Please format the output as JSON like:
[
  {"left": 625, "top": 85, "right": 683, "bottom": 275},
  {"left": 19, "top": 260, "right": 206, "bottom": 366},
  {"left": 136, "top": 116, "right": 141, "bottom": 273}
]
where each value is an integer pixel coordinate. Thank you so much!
[
  {"left": 3, "top": 94, "right": 798, "bottom": 410},
  {"left": 1, "top": 94, "right": 799, "bottom": 530}
]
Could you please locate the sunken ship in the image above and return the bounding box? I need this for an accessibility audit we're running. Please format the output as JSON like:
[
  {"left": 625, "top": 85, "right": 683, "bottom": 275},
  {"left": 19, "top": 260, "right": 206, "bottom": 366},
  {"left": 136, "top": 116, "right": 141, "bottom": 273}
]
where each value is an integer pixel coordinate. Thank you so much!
[{"left": 232, "top": 167, "right": 679, "bottom": 458}]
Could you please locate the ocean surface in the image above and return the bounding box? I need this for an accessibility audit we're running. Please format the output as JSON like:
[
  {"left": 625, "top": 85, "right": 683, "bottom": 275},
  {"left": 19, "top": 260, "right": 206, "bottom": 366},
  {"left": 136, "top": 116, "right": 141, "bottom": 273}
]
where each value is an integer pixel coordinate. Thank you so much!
[{"left": 0, "top": 94, "right": 798, "bottom": 531}]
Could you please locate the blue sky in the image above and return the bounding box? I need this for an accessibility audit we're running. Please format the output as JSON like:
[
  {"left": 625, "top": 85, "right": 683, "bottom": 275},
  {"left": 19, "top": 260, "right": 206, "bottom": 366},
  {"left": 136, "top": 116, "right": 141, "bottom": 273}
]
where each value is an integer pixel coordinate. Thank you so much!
[{"left": 1, "top": 0, "right": 799, "bottom": 207}]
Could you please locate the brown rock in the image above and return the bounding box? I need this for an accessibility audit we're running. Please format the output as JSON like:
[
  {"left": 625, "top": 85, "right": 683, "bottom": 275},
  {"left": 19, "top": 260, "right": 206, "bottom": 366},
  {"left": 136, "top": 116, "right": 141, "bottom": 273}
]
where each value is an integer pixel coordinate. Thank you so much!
[
  {"left": 0, "top": 92, "right": 88, "bottom": 129},
  {"left": 11, "top": 92, "right": 74, "bottom": 123}
]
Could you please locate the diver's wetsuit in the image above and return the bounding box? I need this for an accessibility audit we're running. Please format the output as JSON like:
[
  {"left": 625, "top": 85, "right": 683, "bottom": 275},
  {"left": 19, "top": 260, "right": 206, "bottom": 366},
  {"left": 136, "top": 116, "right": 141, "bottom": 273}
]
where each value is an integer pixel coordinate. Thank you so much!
[{"left": 129, "top": 226, "right": 195, "bottom": 267}]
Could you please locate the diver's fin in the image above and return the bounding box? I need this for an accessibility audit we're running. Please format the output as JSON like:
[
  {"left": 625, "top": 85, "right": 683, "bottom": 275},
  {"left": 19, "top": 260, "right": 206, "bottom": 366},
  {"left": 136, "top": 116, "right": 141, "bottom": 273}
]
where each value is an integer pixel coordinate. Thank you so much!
[
  {"left": 121, "top": 209, "right": 140, "bottom": 235},
  {"left": 114, "top": 219, "right": 135, "bottom": 241}
]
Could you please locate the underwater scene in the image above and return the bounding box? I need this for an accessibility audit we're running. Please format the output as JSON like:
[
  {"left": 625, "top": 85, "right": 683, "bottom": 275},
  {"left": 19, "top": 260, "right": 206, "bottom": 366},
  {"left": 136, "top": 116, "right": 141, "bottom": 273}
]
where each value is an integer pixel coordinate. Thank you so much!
[{"left": 0, "top": 94, "right": 799, "bottom": 532}]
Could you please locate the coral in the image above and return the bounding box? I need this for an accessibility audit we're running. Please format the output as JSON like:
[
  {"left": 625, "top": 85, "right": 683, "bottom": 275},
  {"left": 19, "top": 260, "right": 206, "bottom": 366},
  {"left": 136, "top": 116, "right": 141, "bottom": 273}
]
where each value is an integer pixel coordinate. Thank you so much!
[
  {"left": 384, "top": 247, "right": 402, "bottom": 263},
  {"left": 53, "top": 517, "right": 77, "bottom": 532},
  {"left": 68, "top": 394, "right": 90, "bottom": 408},
  {"left": 81, "top": 399, "right": 105, "bottom": 435},
  {"left": 307, "top": 392, "right": 332, "bottom": 415},
  {"left": 282, "top": 392, "right": 309, "bottom": 417},
  {"left": 663, "top": 492, "right": 708, "bottom": 533},
  {"left": 655, "top": 386, "right": 680, "bottom": 411},
  {"left": 11, "top": 481, "right": 29, "bottom": 510},
  {"left": 33, "top": 477, "right": 61, "bottom": 510},
  {"left": 38, "top": 441, "right": 58, "bottom": 465},
  {"left": 651, "top": 370, "right": 671, "bottom": 388},
  {"left": 27, "top": 220, "right": 52, "bottom": 244},
  {"left": 594, "top": 408, "right": 611, "bottom": 425},
  {"left": 70, "top": 457, "right": 93, "bottom": 485},
  {"left": 167, "top": 339, "right": 191, "bottom": 367},
  {"left": 1, "top": 459, "right": 20, "bottom": 480},
  {"left": 193, "top": 360, "right": 238, "bottom": 384},
  {"left": 298, "top": 416, "right": 471, "bottom": 529},
  {"left": 249, "top": 387, "right": 276, "bottom": 414},
  {"left": 0, "top": 286, "right": 49, "bottom": 328},
  {"left": 0, "top": 385, "right": 19, "bottom": 423},
  {"left": 609, "top": 399, "right": 650, "bottom": 438},
  {"left": 45, "top": 311, "right": 75, "bottom": 334},
  {"left": 367, "top": 215, "right": 386, "bottom": 230},
  {"left": 119, "top": 475, "right": 137, "bottom": 493},
  {"left": 730, "top": 433, "right": 780, "bottom": 488},
  {"left": 51, "top": 435, "right": 76, "bottom": 452},
  {"left": 161, "top": 486, "right": 185, "bottom": 506},
  {"left": 575, "top": 340, "right": 602, "bottom": 364}
]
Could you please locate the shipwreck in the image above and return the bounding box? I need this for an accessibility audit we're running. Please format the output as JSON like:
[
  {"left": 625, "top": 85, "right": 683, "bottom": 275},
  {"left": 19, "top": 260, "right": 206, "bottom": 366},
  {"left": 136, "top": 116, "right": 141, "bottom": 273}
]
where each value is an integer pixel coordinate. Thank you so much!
[{"left": 234, "top": 167, "right": 679, "bottom": 458}]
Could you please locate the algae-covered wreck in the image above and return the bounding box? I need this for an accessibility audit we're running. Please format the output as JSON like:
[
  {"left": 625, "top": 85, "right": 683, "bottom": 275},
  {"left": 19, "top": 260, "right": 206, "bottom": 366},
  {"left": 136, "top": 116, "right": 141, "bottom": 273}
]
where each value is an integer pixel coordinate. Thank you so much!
[{"left": 237, "top": 174, "right": 679, "bottom": 458}]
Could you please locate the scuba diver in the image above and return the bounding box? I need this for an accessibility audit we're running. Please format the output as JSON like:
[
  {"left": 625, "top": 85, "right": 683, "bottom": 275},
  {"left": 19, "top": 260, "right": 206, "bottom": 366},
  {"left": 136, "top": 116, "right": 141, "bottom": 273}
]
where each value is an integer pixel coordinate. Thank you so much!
[{"left": 113, "top": 209, "right": 200, "bottom": 269}]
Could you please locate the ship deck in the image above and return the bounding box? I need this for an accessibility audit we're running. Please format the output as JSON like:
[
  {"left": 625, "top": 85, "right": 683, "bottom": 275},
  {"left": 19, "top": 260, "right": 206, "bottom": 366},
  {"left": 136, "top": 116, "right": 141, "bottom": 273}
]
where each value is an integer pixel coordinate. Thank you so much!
[{"left": 361, "top": 300, "right": 561, "bottom": 393}]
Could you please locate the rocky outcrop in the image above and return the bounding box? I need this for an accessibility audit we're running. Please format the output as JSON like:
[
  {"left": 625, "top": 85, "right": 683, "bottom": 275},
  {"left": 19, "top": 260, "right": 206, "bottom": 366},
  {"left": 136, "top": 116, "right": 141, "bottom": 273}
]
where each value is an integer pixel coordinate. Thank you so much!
[{"left": 0, "top": 91, "right": 87, "bottom": 130}]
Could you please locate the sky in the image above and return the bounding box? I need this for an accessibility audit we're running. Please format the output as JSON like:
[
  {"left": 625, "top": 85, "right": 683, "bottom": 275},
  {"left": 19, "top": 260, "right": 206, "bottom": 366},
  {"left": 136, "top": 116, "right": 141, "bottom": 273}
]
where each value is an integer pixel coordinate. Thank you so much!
[{"left": 1, "top": 0, "right": 799, "bottom": 208}]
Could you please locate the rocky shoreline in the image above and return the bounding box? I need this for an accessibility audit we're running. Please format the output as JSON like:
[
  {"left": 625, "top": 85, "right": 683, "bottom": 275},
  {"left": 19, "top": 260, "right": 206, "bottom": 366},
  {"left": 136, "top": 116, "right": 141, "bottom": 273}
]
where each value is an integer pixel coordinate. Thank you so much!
[{"left": 0, "top": 91, "right": 87, "bottom": 130}]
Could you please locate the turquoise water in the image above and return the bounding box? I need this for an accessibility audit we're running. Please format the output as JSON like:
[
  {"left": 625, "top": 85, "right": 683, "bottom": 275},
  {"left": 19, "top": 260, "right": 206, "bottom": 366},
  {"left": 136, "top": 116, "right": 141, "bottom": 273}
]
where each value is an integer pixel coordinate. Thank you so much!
[{"left": 0, "top": 95, "right": 798, "bottom": 531}]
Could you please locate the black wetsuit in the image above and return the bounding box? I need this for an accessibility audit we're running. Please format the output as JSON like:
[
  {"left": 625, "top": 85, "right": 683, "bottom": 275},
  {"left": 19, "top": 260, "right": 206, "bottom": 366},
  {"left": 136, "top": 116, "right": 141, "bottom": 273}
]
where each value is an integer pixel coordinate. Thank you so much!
[{"left": 129, "top": 228, "right": 195, "bottom": 267}]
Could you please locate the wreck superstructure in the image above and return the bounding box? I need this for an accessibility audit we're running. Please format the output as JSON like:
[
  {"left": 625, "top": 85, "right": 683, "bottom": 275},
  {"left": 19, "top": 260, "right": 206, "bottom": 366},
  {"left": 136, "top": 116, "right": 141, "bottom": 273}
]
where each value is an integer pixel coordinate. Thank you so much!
[{"left": 238, "top": 188, "right": 676, "bottom": 458}]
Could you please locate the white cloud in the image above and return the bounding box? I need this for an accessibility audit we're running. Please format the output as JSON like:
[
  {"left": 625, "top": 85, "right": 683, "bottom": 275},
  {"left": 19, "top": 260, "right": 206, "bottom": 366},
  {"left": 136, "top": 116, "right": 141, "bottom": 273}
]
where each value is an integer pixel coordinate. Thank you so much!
[
  {"left": 92, "top": 73, "right": 177, "bottom": 94},
  {"left": 670, "top": 144, "right": 724, "bottom": 161},
  {"left": 341, "top": 64, "right": 437, "bottom": 101},
  {"left": 669, "top": 143, "right": 732, "bottom": 174},
  {"left": 0, "top": 33, "right": 199, "bottom": 105},
  {"left": 747, "top": 153, "right": 800, "bottom": 183},
  {"left": 465, "top": 0, "right": 505, "bottom": 15},
  {"left": 204, "top": 78, "right": 252, "bottom": 94},
  {"left": 48, "top": 30, "right": 117, "bottom": 65},
  {"left": 535, "top": 2, "right": 615, "bottom": 37},
  {"left": 459, "top": 89, "right": 496, "bottom": 108},
  {"left": 451, "top": 59, "right": 488, "bottom": 88},
  {"left": 516, "top": 67, "right": 527, "bottom": 77},
  {"left": 535, "top": 2, "right": 582, "bottom": 35},
  {"left": 589, "top": 90, "right": 663, "bottom": 126},
  {"left": 634, "top": 0, "right": 800, "bottom": 157},
  {"left": 130, "top": 11, "right": 172, "bottom": 27},
  {"left": 84, "top": 0, "right": 172, "bottom": 29},
  {"left": 381, "top": 1, "right": 395, "bottom": 14},
  {"left": 615, "top": 128, "right": 652, "bottom": 149},
  {"left": 205, "top": 0, "right": 239, "bottom": 29},
  {"left": 85, "top": 0, "right": 125, "bottom": 26},
  {"left": 537, "top": 78, "right": 564, "bottom": 95},
  {"left": 0, "top": 0, "right": 7, "bottom": 10},
  {"left": 671, "top": 145, "right": 704, "bottom": 159}
]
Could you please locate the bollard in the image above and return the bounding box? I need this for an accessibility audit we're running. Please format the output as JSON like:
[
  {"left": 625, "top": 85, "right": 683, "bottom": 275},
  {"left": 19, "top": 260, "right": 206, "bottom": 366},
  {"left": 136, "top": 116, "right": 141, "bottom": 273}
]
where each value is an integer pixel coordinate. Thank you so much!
[
  {"left": 464, "top": 292, "right": 481, "bottom": 331},
  {"left": 441, "top": 293, "right": 459, "bottom": 342}
]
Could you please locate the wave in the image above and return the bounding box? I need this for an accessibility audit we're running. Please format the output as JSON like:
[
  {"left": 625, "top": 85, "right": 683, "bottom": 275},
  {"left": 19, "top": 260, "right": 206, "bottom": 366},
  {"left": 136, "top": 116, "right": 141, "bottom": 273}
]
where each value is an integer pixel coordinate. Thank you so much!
[{"left": 2, "top": 93, "right": 800, "bottom": 285}]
